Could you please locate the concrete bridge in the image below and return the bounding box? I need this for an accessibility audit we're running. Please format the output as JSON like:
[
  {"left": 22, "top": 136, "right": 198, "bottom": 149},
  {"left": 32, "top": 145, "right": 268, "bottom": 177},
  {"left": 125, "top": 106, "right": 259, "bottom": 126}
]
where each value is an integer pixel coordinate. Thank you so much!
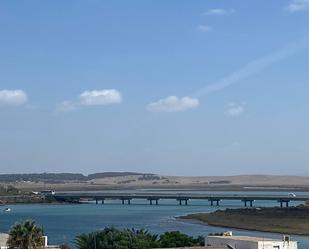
[{"left": 50, "top": 192, "right": 309, "bottom": 207}]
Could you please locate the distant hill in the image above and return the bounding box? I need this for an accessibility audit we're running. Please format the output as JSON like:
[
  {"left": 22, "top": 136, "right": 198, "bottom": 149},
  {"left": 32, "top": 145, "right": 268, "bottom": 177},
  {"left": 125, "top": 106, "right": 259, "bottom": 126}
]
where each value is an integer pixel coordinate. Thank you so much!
[
  {"left": 87, "top": 172, "right": 152, "bottom": 179},
  {"left": 2, "top": 173, "right": 309, "bottom": 192},
  {"left": 0, "top": 172, "right": 151, "bottom": 183}
]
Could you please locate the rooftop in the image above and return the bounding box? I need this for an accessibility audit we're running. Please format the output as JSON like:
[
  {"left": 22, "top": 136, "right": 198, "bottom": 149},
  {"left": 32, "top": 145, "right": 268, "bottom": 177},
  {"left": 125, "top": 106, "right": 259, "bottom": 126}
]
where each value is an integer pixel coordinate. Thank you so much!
[
  {"left": 153, "top": 246, "right": 229, "bottom": 249},
  {"left": 208, "top": 235, "right": 294, "bottom": 242}
]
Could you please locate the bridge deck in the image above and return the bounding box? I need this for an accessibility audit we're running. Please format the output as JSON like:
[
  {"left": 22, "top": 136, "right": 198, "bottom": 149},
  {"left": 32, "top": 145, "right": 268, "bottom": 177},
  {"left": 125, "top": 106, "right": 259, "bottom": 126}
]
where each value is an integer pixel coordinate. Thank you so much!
[{"left": 52, "top": 192, "right": 309, "bottom": 201}]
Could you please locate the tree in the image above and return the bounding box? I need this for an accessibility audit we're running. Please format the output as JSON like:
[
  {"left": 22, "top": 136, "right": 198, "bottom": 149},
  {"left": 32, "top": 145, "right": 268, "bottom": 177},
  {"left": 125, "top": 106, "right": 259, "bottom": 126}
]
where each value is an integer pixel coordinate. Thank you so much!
[
  {"left": 59, "top": 245, "right": 71, "bottom": 249},
  {"left": 74, "top": 232, "right": 97, "bottom": 249},
  {"left": 7, "top": 220, "right": 45, "bottom": 249},
  {"left": 158, "top": 231, "right": 196, "bottom": 248},
  {"left": 75, "top": 227, "right": 203, "bottom": 249},
  {"left": 128, "top": 228, "right": 159, "bottom": 248},
  {"left": 193, "top": 235, "right": 205, "bottom": 246},
  {"left": 75, "top": 227, "right": 159, "bottom": 249}
]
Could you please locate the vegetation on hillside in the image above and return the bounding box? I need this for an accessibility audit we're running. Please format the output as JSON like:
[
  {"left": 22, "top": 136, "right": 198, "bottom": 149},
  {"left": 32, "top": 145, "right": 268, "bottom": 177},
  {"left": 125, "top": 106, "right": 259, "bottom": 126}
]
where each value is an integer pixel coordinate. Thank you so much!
[
  {"left": 0, "top": 172, "right": 154, "bottom": 183},
  {"left": 0, "top": 185, "right": 47, "bottom": 204},
  {"left": 0, "top": 185, "right": 21, "bottom": 196},
  {"left": 0, "top": 173, "right": 87, "bottom": 183},
  {"left": 88, "top": 172, "right": 152, "bottom": 179}
]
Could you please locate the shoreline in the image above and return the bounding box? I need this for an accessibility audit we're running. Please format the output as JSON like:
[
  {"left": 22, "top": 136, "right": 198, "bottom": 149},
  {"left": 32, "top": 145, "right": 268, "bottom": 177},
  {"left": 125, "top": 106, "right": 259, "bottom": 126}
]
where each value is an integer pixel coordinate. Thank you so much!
[
  {"left": 178, "top": 206, "right": 309, "bottom": 236},
  {"left": 176, "top": 216, "right": 309, "bottom": 237}
]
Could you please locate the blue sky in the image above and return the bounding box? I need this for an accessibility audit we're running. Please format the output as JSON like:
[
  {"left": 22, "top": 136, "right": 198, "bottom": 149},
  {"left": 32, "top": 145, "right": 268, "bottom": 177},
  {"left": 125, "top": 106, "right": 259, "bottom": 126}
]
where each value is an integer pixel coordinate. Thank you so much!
[{"left": 0, "top": 0, "right": 309, "bottom": 175}]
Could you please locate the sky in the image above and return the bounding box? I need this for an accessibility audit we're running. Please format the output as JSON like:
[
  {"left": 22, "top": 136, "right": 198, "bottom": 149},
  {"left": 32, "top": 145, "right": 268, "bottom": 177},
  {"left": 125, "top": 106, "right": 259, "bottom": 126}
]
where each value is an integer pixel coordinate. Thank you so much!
[{"left": 0, "top": 0, "right": 309, "bottom": 176}]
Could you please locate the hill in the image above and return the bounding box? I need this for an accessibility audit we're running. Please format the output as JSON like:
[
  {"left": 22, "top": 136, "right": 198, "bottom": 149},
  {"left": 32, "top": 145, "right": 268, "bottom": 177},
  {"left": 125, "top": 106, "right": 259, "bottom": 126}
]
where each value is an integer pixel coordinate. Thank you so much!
[
  {"left": 2, "top": 173, "right": 309, "bottom": 191},
  {"left": 0, "top": 172, "right": 150, "bottom": 183}
]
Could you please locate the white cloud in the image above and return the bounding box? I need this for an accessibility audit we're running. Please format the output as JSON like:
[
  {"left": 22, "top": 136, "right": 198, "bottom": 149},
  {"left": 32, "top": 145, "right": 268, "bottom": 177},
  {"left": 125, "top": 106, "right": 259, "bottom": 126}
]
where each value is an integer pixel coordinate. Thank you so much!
[
  {"left": 56, "top": 89, "right": 122, "bottom": 112},
  {"left": 224, "top": 102, "right": 245, "bottom": 117},
  {"left": 288, "top": 0, "right": 309, "bottom": 12},
  {"left": 196, "top": 25, "right": 213, "bottom": 32},
  {"left": 79, "top": 89, "right": 122, "bottom": 106},
  {"left": 147, "top": 96, "right": 199, "bottom": 112},
  {"left": 0, "top": 89, "right": 28, "bottom": 106},
  {"left": 203, "top": 8, "right": 235, "bottom": 16}
]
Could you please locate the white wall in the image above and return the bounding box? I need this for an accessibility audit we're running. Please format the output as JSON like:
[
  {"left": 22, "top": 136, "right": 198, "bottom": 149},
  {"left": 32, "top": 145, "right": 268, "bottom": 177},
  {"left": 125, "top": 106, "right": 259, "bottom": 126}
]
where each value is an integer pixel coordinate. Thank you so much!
[
  {"left": 207, "top": 237, "right": 298, "bottom": 249},
  {"left": 258, "top": 241, "right": 298, "bottom": 249}
]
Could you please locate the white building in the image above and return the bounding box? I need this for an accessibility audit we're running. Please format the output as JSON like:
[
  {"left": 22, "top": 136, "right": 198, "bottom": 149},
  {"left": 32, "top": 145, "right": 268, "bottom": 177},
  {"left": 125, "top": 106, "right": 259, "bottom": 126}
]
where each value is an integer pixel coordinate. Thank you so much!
[
  {"left": 207, "top": 232, "right": 297, "bottom": 249},
  {"left": 0, "top": 233, "right": 9, "bottom": 249}
]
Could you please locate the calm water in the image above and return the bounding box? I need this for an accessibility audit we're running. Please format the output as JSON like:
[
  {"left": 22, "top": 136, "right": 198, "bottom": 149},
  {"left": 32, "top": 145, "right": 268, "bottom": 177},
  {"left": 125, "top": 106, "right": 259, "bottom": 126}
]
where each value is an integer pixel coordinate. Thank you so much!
[{"left": 1, "top": 191, "right": 308, "bottom": 248}]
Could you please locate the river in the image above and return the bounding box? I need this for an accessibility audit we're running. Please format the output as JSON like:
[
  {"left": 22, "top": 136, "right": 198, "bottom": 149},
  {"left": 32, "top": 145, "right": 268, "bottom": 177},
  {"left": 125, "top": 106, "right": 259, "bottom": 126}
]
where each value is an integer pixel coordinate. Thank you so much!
[{"left": 1, "top": 191, "right": 308, "bottom": 248}]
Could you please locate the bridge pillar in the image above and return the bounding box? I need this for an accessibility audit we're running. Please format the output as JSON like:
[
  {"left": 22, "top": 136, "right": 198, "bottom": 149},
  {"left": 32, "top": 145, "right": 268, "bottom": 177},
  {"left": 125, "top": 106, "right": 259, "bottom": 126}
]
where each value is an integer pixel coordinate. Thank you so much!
[
  {"left": 149, "top": 199, "right": 159, "bottom": 205},
  {"left": 278, "top": 200, "right": 290, "bottom": 208},
  {"left": 243, "top": 200, "right": 254, "bottom": 207},
  {"left": 178, "top": 199, "right": 188, "bottom": 206},
  {"left": 122, "top": 199, "right": 125, "bottom": 205},
  {"left": 95, "top": 199, "right": 98, "bottom": 205},
  {"left": 101, "top": 199, "right": 104, "bottom": 204},
  {"left": 128, "top": 199, "right": 131, "bottom": 205},
  {"left": 210, "top": 199, "right": 220, "bottom": 206}
]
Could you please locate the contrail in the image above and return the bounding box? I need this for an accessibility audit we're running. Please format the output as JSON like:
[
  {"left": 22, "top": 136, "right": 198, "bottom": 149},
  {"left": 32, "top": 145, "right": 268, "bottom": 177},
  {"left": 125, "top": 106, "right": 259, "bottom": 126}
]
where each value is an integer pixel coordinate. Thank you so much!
[{"left": 192, "top": 38, "right": 309, "bottom": 97}]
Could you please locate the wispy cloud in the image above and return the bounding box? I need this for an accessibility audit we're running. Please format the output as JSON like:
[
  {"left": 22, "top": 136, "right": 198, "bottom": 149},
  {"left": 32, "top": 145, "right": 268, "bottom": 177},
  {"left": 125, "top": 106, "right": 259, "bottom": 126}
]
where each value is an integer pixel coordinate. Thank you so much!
[
  {"left": 147, "top": 96, "right": 199, "bottom": 112},
  {"left": 192, "top": 39, "right": 309, "bottom": 98},
  {"left": 79, "top": 89, "right": 122, "bottom": 106},
  {"left": 287, "top": 0, "right": 309, "bottom": 12},
  {"left": 56, "top": 89, "right": 122, "bottom": 112},
  {"left": 196, "top": 24, "right": 213, "bottom": 32},
  {"left": 56, "top": 101, "right": 78, "bottom": 112},
  {"left": 0, "top": 89, "right": 28, "bottom": 106},
  {"left": 203, "top": 8, "right": 235, "bottom": 16},
  {"left": 224, "top": 102, "right": 245, "bottom": 117},
  {"left": 147, "top": 39, "right": 308, "bottom": 115}
]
